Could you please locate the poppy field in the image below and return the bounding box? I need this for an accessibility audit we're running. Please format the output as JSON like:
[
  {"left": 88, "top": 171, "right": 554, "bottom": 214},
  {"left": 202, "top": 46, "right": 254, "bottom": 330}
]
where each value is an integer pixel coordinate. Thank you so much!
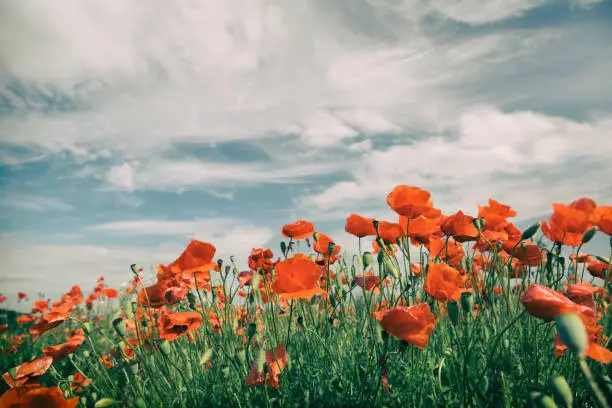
[{"left": 1, "top": 185, "right": 611, "bottom": 407}]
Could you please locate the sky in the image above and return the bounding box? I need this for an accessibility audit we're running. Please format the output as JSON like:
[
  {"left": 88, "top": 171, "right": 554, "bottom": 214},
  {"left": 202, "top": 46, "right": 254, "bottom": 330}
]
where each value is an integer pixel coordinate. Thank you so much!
[{"left": 1, "top": 0, "right": 611, "bottom": 308}]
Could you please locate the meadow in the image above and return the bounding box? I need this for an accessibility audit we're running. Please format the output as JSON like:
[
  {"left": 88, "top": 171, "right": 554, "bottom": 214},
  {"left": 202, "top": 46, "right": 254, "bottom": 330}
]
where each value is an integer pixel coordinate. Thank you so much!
[{"left": 1, "top": 185, "right": 611, "bottom": 408}]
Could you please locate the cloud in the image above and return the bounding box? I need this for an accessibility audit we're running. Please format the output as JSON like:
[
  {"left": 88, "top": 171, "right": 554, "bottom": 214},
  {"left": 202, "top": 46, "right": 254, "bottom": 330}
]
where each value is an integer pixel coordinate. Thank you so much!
[
  {"left": 107, "top": 162, "right": 135, "bottom": 191},
  {"left": 0, "top": 194, "right": 74, "bottom": 212},
  {"left": 302, "top": 105, "right": 612, "bottom": 221}
]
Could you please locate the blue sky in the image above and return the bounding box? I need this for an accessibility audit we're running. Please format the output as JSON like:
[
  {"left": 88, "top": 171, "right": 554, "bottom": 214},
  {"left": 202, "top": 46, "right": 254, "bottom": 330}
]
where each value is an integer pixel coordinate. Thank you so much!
[{"left": 1, "top": 0, "right": 611, "bottom": 306}]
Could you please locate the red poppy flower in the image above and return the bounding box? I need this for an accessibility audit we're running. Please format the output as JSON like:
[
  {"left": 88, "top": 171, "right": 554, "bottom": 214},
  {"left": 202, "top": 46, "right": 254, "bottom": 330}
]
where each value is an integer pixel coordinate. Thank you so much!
[
  {"left": 354, "top": 273, "right": 390, "bottom": 295},
  {"left": 237, "top": 271, "right": 255, "bottom": 287},
  {"left": 401, "top": 216, "right": 442, "bottom": 246},
  {"left": 386, "top": 185, "right": 441, "bottom": 219},
  {"left": 345, "top": 214, "right": 377, "bottom": 238},
  {"left": 441, "top": 210, "right": 479, "bottom": 242},
  {"left": 71, "top": 372, "right": 92, "bottom": 392},
  {"left": 520, "top": 284, "right": 596, "bottom": 323},
  {"left": 17, "top": 292, "right": 27, "bottom": 300},
  {"left": 281, "top": 220, "right": 315, "bottom": 240},
  {"left": 478, "top": 199, "right": 516, "bottom": 230},
  {"left": 376, "top": 221, "right": 405, "bottom": 244},
  {"left": 423, "top": 263, "right": 467, "bottom": 302},
  {"left": 374, "top": 303, "right": 436, "bottom": 349},
  {"left": 158, "top": 312, "right": 203, "bottom": 341},
  {"left": 502, "top": 241, "right": 544, "bottom": 267},
  {"left": 426, "top": 237, "right": 465, "bottom": 266},
  {"left": 2, "top": 356, "right": 53, "bottom": 388},
  {"left": 248, "top": 248, "right": 277, "bottom": 271},
  {"left": 541, "top": 203, "right": 593, "bottom": 246},
  {"left": 0, "top": 386, "right": 79, "bottom": 408},
  {"left": 271, "top": 254, "right": 326, "bottom": 300},
  {"left": 313, "top": 233, "right": 341, "bottom": 257},
  {"left": 593, "top": 206, "right": 612, "bottom": 235},
  {"left": 166, "top": 240, "right": 218, "bottom": 276}
]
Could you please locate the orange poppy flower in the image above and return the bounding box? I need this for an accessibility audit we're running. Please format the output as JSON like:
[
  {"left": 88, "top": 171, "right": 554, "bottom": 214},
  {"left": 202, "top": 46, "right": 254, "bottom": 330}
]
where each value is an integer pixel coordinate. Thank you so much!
[
  {"left": 441, "top": 210, "right": 479, "bottom": 242},
  {"left": 2, "top": 356, "right": 53, "bottom": 388},
  {"left": 237, "top": 271, "right": 255, "bottom": 287},
  {"left": 569, "top": 197, "right": 597, "bottom": 213},
  {"left": 16, "top": 315, "right": 37, "bottom": 325},
  {"left": 158, "top": 312, "right": 202, "bottom": 341},
  {"left": 43, "top": 335, "right": 86, "bottom": 364},
  {"left": 281, "top": 220, "right": 315, "bottom": 240},
  {"left": 137, "top": 280, "right": 188, "bottom": 309},
  {"left": 423, "top": 263, "right": 467, "bottom": 302},
  {"left": 30, "top": 303, "right": 74, "bottom": 340},
  {"left": 248, "top": 248, "right": 277, "bottom": 271},
  {"left": 166, "top": 240, "right": 218, "bottom": 276},
  {"left": 541, "top": 203, "right": 593, "bottom": 246},
  {"left": 426, "top": 237, "right": 465, "bottom": 266},
  {"left": 313, "top": 233, "right": 341, "bottom": 257},
  {"left": 374, "top": 303, "right": 436, "bottom": 349},
  {"left": 478, "top": 199, "right": 516, "bottom": 230},
  {"left": 502, "top": 241, "right": 544, "bottom": 267},
  {"left": 0, "top": 386, "right": 79, "bottom": 408},
  {"left": 386, "top": 185, "right": 441, "bottom": 219},
  {"left": 520, "top": 284, "right": 596, "bottom": 323},
  {"left": 586, "top": 258, "right": 611, "bottom": 280},
  {"left": 410, "top": 262, "right": 422, "bottom": 277},
  {"left": 245, "top": 343, "right": 288, "bottom": 389},
  {"left": 566, "top": 282, "right": 603, "bottom": 310},
  {"left": 593, "top": 205, "right": 612, "bottom": 235},
  {"left": 32, "top": 300, "right": 49, "bottom": 315},
  {"left": 401, "top": 216, "right": 442, "bottom": 246},
  {"left": 271, "top": 254, "right": 326, "bottom": 300},
  {"left": 71, "top": 372, "right": 92, "bottom": 392},
  {"left": 345, "top": 214, "right": 376, "bottom": 238},
  {"left": 376, "top": 221, "right": 405, "bottom": 244}
]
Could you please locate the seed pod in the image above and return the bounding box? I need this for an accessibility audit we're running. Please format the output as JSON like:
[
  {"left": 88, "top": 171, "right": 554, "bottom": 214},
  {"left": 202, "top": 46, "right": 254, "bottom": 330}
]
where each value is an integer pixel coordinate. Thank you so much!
[
  {"left": 521, "top": 223, "right": 541, "bottom": 240},
  {"left": 548, "top": 375, "right": 572, "bottom": 408},
  {"left": 95, "top": 398, "right": 121, "bottom": 407},
  {"left": 447, "top": 301, "right": 460, "bottom": 325},
  {"left": 581, "top": 227, "right": 598, "bottom": 244},
  {"left": 555, "top": 313, "right": 588, "bottom": 356}
]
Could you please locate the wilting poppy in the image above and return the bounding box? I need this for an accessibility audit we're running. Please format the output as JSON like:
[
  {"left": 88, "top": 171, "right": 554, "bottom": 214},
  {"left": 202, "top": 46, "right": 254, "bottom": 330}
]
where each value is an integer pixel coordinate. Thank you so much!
[
  {"left": 246, "top": 343, "right": 288, "bottom": 389},
  {"left": 424, "top": 263, "right": 467, "bottom": 302},
  {"left": 271, "top": 254, "right": 326, "bottom": 300},
  {"left": 520, "top": 284, "right": 596, "bottom": 323},
  {"left": 374, "top": 303, "right": 436, "bottom": 349},
  {"left": 158, "top": 312, "right": 203, "bottom": 341},
  {"left": 386, "top": 185, "right": 441, "bottom": 219},
  {"left": 281, "top": 220, "right": 315, "bottom": 240},
  {"left": 441, "top": 210, "right": 479, "bottom": 242},
  {"left": 345, "top": 214, "right": 377, "bottom": 238}
]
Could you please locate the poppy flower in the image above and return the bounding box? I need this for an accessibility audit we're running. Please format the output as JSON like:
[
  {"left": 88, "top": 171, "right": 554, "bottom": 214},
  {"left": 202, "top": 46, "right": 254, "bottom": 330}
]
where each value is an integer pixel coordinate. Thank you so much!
[
  {"left": 246, "top": 343, "right": 288, "bottom": 389},
  {"left": 158, "top": 312, "right": 203, "bottom": 341},
  {"left": 423, "top": 263, "right": 467, "bottom": 302},
  {"left": 2, "top": 356, "right": 53, "bottom": 388},
  {"left": 569, "top": 197, "right": 597, "bottom": 214},
  {"left": 101, "top": 288, "right": 119, "bottom": 299},
  {"left": 17, "top": 292, "right": 27, "bottom": 300},
  {"left": 271, "top": 254, "right": 326, "bottom": 300},
  {"left": 386, "top": 185, "right": 441, "bottom": 219},
  {"left": 281, "top": 220, "right": 315, "bottom": 240},
  {"left": 43, "top": 335, "right": 86, "bottom": 364},
  {"left": 541, "top": 203, "right": 593, "bottom": 246},
  {"left": 593, "top": 206, "right": 612, "bottom": 235},
  {"left": 566, "top": 282, "right": 603, "bottom": 310},
  {"left": 586, "top": 258, "right": 611, "bottom": 280},
  {"left": 410, "top": 262, "right": 422, "bottom": 277},
  {"left": 520, "top": 284, "right": 596, "bottom": 323},
  {"left": 0, "top": 386, "right": 79, "bottom": 408},
  {"left": 376, "top": 221, "right": 405, "bottom": 244},
  {"left": 441, "top": 211, "right": 479, "bottom": 242},
  {"left": 374, "top": 303, "right": 436, "bottom": 349},
  {"left": 345, "top": 214, "right": 377, "bottom": 238},
  {"left": 426, "top": 237, "right": 465, "bottom": 266},
  {"left": 313, "top": 233, "right": 341, "bottom": 257},
  {"left": 32, "top": 300, "right": 49, "bottom": 315},
  {"left": 166, "top": 240, "right": 218, "bottom": 276},
  {"left": 478, "top": 199, "right": 516, "bottom": 230},
  {"left": 71, "top": 372, "right": 92, "bottom": 392},
  {"left": 248, "top": 248, "right": 277, "bottom": 271},
  {"left": 354, "top": 273, "right": 390, "bottom": 295},
  {"left": 401, "top": 216, "right": 442, "bottom": 246},
  {"left": 30, "top": 303, "right": 74, "bottom": 340},
  {"left": 16, "top": 315, "right": 37, "bottom": 325},
  {"left": 137, "top": 281, "right": 188, "bottom": 309},
  {"left": 502, "top": 241, "right": 544, "bottom": 267},
  {"left": 237, "top": 271, "right": 255, "bottom": 287}
]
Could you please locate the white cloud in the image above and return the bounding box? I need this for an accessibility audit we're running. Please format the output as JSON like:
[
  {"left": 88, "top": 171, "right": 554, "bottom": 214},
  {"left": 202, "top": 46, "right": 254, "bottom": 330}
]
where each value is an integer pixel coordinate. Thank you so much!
[
  {"left": 302, "top": 105, "right": 612, "bottom": 220},
  {"left": 300, "top": 111, "right": 358, "bottom": 147},
  {"left": 430, "top": 0, "right": 548, "bottom": 24},
  {"left": 107, "top": 162, "right": 135, "bottom": 191},
  {"left": 0, "top": 194, "right": 74, "bottom": 212}
]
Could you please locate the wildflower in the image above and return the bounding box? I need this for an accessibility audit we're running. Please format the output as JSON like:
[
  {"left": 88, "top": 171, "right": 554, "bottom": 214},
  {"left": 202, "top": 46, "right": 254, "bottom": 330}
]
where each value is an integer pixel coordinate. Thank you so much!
[
  {"left": 593, "top": 205, "right": 612, "bottom": 235},
  {"left": 158, "top": 312, "right": 202, "bottom": 341},
  {"left": 520, "top": 284, "right": 596, "bottom": 323},
  {"left": 17, "top": 292, "right": 27, "bottom": 300},
  {"left": 345, "top": 214, "right": 376, "bottom": 238},
  {"left": 271, "top": 254, "right": 326, "bottom": 300},
  {"left": 71, "top": 372, "right": 92, "bottom": 392},
  {"left": 0, "top": 386, "right": 79, "bottom": 407},
  {"left": 2, "top": 356, "right": 53, "bottom": 388},
  {"left": 374, "top": 303, "right": 436, "bottom": 349},
  {"left": 441, "top": 210, "right": 479, "bottom": 242},
  {"left": 424, "top": 263, "right": 467, "bottom": 302},
  {"left": 386, "top": 185, "right": 441, "bottom": 219},
  {"left": 281, "top": 220, "right": 315, "bottom": 240}
]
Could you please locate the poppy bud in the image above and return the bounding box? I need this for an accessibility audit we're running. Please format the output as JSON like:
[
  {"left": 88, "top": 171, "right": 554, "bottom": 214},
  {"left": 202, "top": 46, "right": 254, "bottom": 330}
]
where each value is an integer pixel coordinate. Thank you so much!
[
  {"left": 313, "top": 232, "right": 319, "bottom": 242},
  {"left": 372, "top": 220, "right": 379, "bottom": 232},
  {"left": 309, "top": 254, "right": 317, "bottom": 262},
  {"left": 222, "top": 366, "right": 230, "bottom": 378},
  {"left": 535, "top": 394, "right": 559, "bottom": 408},
  {"left": 112, "top": 317, "right": 125, "bottom": 338},
  {"left": 82, "top": 322, "right": 92, "bottom": 335},
  {"left": 135, "top": 398, "right": 146, "bottom": 408},
  {"left": 83, "top": 350, "right": 90, "bottom": 358},
  {"left": 472, "top": 217, "right": 484, "bottom": 230},
  {"left": 247, "top": 323, "right": 257, "bottom": 340},
  {"left": 280, "top": 241, "right": 287, "bottom": 255},
  {"left": 237, "top": 348, "right": 246, "bottom": 364},
  {"left": 448, "top": 301, "right": 459, "bottom": 325},
  {"left": 460, "top": 292, "right": 474, "bottom": 313},
  {"left": 130, "top": 362, "right": 139, "bottom": 375},
  {"left": 327, "top": 242, "right": 336, "bottom": 255},
  {"left": 95, "top": 398, "right": 120, "bottom": 408},
  {"left": 383, "top": 256, "right": 399, "bottom": 279},
  {"left": 521, "top": 223, "right": 541, "bottom": 240},
  {"left": 595, "top": 255, "right": 611, "bottom": 264},
  {"left": 81, "top": 398, "right": 88, "bottom": 407},
  {"left": 200, "top": 348, "right": 213, "bottom": 367},
  {"left": 548, "top": 375, "right": 572, "bottom": 408},
  {"left": 217, "top": 258, "right": 223, "bottom": 270},
  {"left": 555, "top": 313, "right": 588, "bottom": 356},
  {"left": 362, "top": 252, "right": 374, "bottom": 269},
  {"left": 375, "top": 323, "right": 384, "bottom": 344},
  {"left": 159, "top": 341, "right": 172, "bottom": 356},
  {"left": 581, "top": 226, "right": 598, "bottom": 244},
  {"left": 256, "top": 348, "right": 266, "bottom": 374}
]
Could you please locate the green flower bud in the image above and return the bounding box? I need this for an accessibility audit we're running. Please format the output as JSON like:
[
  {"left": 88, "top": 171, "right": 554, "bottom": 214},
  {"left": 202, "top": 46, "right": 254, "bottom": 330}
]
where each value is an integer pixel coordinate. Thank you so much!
[
  {"left": 521, "top": 222, "right": 541, "bottom": 240},
  {"left": 548, "top": 375, "right": 572, "bottom": 408},
  {"left": 362, "top": 252, "right": 374, "bottom": 269},
  {"left": 280, "top": 241, "right": 287, "bottom": 255},
  {"left": 555, "top": 313, "right": 588, "bottom": 356},
  {"left": 536, "top": 395, "right": 559, "bottom": 408},
  {"left": 247, "top": 323, "right": 257, "bottom": 340},
  {"left": 134, "top": 398, "right": 147, "bottom": 408},
  {"left": 447, "top": 301, "right": 460, "bottom": 326},
  {"left": 581, "top": 226, "right": 598, "bottom": 244},
  {"left": 460, "top": 292, "right": 474, "bottom": 313},
  {"left": 130, "top": 362, "right": 139, "bottom": 375},
  {"left": 130, "top": 264, "right": 142, "bottom": 275},
  {"left": 237, "top": 348, "right": 246, "bottom": 364},
  {"left": 159, "top": 341, "right": 172, "bottom": 357},
  {"left": 217, "top": 258, "right": 224, "bottom": 270},
  {"left": 256, "top": 348, "right": 266, "bottom": 374},
  {"left": 222, "top": 366, "right": 230, "bottom": 378},
  {"left": 230, "top": 255, "right": 236, "bottom": 263},
  {"left": 382, "top": 256, "right": 399, "bottom": 279},
  {"left": 309, "top": 254, "right": 317, "bottom": 262},
  {"left": 312, "top": 232, "right": 319, "bottom": 242},
  {"left": 327, "top": 242, "right": 336, "bottom": 255},
  {"left": 95, "top": 398, "right": 121, "bottom": 407},
  {"left": 200, "top": 348, "right": 213, "bottom": 367}
]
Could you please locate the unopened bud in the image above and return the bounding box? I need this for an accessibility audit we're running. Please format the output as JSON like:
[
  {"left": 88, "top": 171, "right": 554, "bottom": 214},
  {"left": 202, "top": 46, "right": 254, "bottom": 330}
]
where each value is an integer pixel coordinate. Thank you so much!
[
  {"left": 112, "top": 317, "right": 125, "bottom": 338},
  {"left": 581, "top": 226, "right": 598, "bottom": 244},
  {"left": 256, "top": 348, "right": 266, "bottom": 373},
  {"left": 521, "top": 223, "right": 541, "bottom": 240},
  {"left": 312, "top": 232, "right": 319, "bottom": 242},
  {"left": 372, "top": 220, "right": 379, "bottom": 232},
  {"left": 555, "top": 313, "right": 588, "bottom": 356},
  {"left": 548, "top": 375, "right": 572, "bottom": 408},
  {"left": 280, "top": 241, "right": 287, "bottom": 255},
  {"left": 247, "top": 323, "right": 257, "bottom": 339},
  {"left": 362, "top": 252, "right": 374, "bottom": 269},
  {"left": 200, "top": 348, "right": 213, "bottom": 366},
  {"left": 460, "top": 292, "right": 474, "bottom": 313},
  {"left": 217, "top": 259, "right": 223, "bottom": 270},
  {"left": 382, "top": 256, "right": 399, "bottom": 279},
  {"left": 448, "top": 301, "right": 460, "bottom": 325},
  {"left": 159, "top": 341, "right": 172, "bottom": 356},
  {"left": 327, "top": 242, "right": 336, "bottom": 255}
]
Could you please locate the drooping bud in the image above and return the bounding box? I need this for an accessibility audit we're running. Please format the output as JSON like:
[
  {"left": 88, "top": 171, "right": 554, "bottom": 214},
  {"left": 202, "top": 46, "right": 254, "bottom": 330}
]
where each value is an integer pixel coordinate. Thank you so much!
[
  {"left": 247, "top": 323, "right": 257, "bottom": 340},
  {"left": 548, "top": 375, "right": 573, "bottom": 408},
  {"left": 555, "top": 313, "right": 588, "bottom": 356},
  {"left": 521, "top": 222, "right": 541, "bottom": 241},
  {"left": 112, "top": 317, "right": 126, "bottom": 338},
  {"left": 581, "top": 226, "right": 598, "bottom": 244},
  {"left": 280, "top": 241, "right": 287, "bottom": 255},
  {"left": 460, "top": 292, "right": 474, "bottom": 313},
  {"left": 130, "top": 264, "right": 143, "bottom": 275},
  {"left": 217, "top": 258, "right": 224, "bottom": 270},
  {"left": 448, "top": 301, "right": 460, "bottom": 325}
]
